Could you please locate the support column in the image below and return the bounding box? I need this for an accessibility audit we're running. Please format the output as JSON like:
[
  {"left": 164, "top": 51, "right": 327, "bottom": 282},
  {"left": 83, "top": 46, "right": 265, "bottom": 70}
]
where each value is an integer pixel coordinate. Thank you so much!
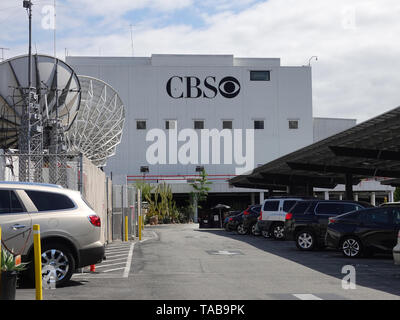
[
  {"left": 324, "top": 191, "right": 330, "bottom": 200},
  {"left": 339, "top": 193, "right": 343, "bottom": 200},
  {"left": 345, "top": 173, "right": 354, "bottom": 201},
  {"left": 371, "top": 192, "right": 376, "bottom": 206},
  {"left": 389, "top": 190, "right": 395, "bottom": 203},
  {"left": 354, "top": 193, "right": 359, "bottom": 201},
  {"left": 251, "top": 193, "right": 256, "bottom": 205},
  {"left": 260, "top": 191, "right": 265, "bottom": 204}
]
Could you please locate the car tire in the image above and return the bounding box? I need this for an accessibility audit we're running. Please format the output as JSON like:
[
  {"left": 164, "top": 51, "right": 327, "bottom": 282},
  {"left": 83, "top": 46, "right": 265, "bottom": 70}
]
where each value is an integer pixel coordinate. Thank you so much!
[
  {"left": 295, "top": 230, "right": 316, "bottom": 251},
  {"left": 237, "top": 223, "right": 247, "bottom": 235},
  {"left": 29, "top": 242, "right": 76, "bottom": 288},
  {"left": 261, "top": 230, "right": 271, "bottom": 238},
  {"left": 271, "top": 223, "right": 285, "bottom": 240},
  {"left": 341, "top": 237, "right": 363, "bottom": 258},
  {"left": 251, "top": 224, "right": 258, "bottom": 236}
]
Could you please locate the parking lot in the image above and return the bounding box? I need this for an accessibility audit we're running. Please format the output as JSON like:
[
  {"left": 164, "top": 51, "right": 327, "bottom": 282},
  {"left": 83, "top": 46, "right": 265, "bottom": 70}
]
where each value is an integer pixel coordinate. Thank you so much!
[{"left": 15, "top": 224, "right": 400, "bottom": 300}]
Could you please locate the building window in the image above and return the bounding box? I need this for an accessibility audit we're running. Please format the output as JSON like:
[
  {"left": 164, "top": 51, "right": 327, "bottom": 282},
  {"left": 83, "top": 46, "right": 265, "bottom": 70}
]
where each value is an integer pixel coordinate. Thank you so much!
[
  {"left": 254, "top": 120, "right": 264, "bottom": 130},
  {"left": 194, "top": 120, "right": 204, "bottom": 130},
  {"left": 250, "top": 70, "right": 270, "bottom": 81},
  {"left": 165, "top": 120, "right": 177, "bottom": 130},
  {"left": 222, "top": 120, "right": 233, "bottom": 130},
  {"left": 136, "top": 120, "right": 147, "bottom": 130},
  {"left": 289, "top": 120, "right": 299, "bottom": 130}
]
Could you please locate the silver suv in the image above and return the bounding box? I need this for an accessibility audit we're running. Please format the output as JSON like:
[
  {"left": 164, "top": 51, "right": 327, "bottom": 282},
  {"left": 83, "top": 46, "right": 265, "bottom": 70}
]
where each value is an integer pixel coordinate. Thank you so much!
[{"left": 0, "top": 182, "right": 105, "bottom": 286}]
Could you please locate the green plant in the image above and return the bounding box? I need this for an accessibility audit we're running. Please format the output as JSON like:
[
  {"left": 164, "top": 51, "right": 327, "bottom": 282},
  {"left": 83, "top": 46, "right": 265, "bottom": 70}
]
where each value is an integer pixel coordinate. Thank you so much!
[
  {"left": 189, "top": 169, "right": 212, "bottom": 221},
  {"left": 1, "top": 248, "right": 28, "bottom": 272},
  {"left": 394, "top": 187, "right": 400, "bottom": 202}
]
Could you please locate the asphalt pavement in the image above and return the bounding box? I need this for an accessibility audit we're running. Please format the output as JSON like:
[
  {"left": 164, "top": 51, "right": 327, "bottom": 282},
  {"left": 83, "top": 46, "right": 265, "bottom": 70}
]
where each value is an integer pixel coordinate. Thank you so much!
[{"left": 15, "top": 224, "right": 400, "bottom": 300}]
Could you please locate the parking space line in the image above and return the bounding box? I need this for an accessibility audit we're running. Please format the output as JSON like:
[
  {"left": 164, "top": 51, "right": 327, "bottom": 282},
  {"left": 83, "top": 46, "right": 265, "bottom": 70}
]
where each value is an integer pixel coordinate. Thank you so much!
[
  {"left": 102, "top": 267, "right": 125, "bottom": 273},
  {"left": 105, "top": 253, "right": 129, "bottom": 258},
  {"left": 95, "top": 262, "right": 126, "bottom": 269},
  {"left": 123, "top": 242, "right": 135, "bottom": 278},
  {"left": 103, "top": 257, "right": 127, "bottom": 263},
  {"left": 293, "top": 294, "right": 323, "bottom": 300}
]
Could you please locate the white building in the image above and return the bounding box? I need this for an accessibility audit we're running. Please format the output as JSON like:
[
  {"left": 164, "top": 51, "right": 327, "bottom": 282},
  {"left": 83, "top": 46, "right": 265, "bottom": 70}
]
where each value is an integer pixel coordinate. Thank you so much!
[{"left": 67, "top": 54, "right": 388, "bottom": 208}]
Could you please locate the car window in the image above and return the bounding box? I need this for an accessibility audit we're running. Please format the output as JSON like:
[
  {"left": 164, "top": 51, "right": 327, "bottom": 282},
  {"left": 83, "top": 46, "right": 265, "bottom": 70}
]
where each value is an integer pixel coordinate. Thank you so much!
[
  {"left": 392, "top": 208, "right": 400, "bottom": 226},
  {"left": 341, "top": 203, "right": 359, "bottom": 214},
  {"left": 0, "top": 190, "right": 25, "bottom": 214},
  {"left": 315, "top": 203, "right": 343, "bottom": 216},
  {"left": 291, "top": 201, "right": 312, "bottom": 215},
  {"left": 263, "top": 201, "right": 280, "bottom": 211},
  {"left": 25, "top": 190, "right": 75, "bottom": 212},
  {"left": 362, "top": 208, "right": 391, "bottom": 225},
  {"left": 283, "top": 200, "right": 297, "bottom": 212}
]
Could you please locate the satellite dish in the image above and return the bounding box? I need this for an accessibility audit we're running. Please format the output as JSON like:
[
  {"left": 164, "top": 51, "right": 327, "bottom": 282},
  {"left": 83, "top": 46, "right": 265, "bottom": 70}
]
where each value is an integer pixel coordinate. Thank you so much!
[
  {"left": 0, "top": 54, "right": 81, "bottom": 150},
  {"left": 65, "top": 76, "right": 125, "bottom": 167}
]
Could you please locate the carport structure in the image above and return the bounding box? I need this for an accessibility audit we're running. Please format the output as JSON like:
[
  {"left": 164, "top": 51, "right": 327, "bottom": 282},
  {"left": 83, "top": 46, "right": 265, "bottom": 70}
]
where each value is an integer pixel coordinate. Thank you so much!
[{"left": 230, "top": 106, "right": 400, "bottom": 200}]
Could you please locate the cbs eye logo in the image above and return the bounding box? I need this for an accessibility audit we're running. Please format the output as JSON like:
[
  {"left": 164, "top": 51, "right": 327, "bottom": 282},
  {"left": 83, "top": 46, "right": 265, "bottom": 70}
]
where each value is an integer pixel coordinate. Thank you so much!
[{"left": 166, "top": 76, "right": 241, "bottom": 99}]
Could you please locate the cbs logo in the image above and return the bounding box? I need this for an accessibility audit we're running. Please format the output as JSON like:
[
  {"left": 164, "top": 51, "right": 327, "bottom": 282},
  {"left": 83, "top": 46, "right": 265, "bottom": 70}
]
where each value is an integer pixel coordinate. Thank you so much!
[{"left": 166, "top": 76, "right": 241, "bottom": 99}]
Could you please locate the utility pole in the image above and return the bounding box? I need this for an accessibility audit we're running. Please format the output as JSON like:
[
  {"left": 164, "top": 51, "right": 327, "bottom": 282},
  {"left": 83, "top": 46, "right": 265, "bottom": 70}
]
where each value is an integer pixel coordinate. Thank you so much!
[{"left": 0, "top": 48, "right": 10, "bottom": 62}]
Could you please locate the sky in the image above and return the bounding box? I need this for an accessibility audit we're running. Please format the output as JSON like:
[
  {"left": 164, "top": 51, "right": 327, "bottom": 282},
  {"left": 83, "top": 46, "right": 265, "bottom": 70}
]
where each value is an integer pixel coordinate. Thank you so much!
[{"left": 0, "top": 0, "right": 400, "bottom": 123}]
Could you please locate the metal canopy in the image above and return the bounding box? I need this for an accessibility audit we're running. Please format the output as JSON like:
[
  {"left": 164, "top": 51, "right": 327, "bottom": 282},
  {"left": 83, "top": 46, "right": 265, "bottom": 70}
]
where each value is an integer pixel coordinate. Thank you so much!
[{"left": 229, "top": 106, "right": 400, "bottom": 192}]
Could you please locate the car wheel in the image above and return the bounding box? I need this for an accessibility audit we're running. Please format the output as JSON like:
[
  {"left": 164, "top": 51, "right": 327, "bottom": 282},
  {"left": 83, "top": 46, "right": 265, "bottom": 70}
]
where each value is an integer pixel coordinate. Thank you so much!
[
  {"left": 272, "top": 223, "right": 285, "bottom": 240},
  {"left": 341, "top": 237, "right": 363, "bottom": 258},
  {"left": 237, "top": 223, "right": 247, "bottom": 235},
  {"left": 295, "top": 230, "right": 316, "bottom": 251},
  {"left": 261, "top": 230, "right": 271, "bottom": 238},
  {"left": 251, "top": 224, "right": 258, "bottom": 236},
  {"left": 31, "top": 242, "right": 76, "bottom": 288}
]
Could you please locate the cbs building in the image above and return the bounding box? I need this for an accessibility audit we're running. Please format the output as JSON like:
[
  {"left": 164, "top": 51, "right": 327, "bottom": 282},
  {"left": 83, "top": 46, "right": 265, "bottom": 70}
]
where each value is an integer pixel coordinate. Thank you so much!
[{"left": 66, "top": 54, "right": 364, "bottom": 208}]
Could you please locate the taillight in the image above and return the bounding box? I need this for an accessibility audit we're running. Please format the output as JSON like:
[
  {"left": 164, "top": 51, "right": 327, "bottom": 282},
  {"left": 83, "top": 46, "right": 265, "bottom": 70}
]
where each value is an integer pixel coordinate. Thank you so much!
[
  {"left": 285, "top": 213, "right": 293, "bottom": 220},
  {"left": 329, "top": 218, "right": 336, "bottom": 224},
  {"left": 243, "top": 208, "right": 250, "bottom": 215},
  {"left": 88, "top": 215, "right": 101, "bottom": 227},
  {"left": 258, "top": 210, "right": 262, "bottom": 220},
  {"left": 229, "top": 217, "right": 233, "bottom": 222}
]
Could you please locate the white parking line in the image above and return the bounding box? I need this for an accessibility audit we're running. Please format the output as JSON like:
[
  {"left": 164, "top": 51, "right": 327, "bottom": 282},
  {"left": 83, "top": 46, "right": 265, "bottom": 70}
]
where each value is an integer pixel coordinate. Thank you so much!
[
  {"left": 102, "top": 257, "right": 127, "bottom": 263},
  {"left": 102, "top": 267, "right": 125, "bottom": 273},
  {"left": 95, "top": 262, "right": 126, "bottom": 269},
  {"left": 293, "top": 294, "right": 323, "bottom": 300},
  {"left": 123, "top": 242, "right": 135, "bottom": 278},
  {"left": 105, "top": 253, "right": 129, "bottom": 258},
  {"left": 105, "top": 249, "right": 131, "bottom": 254}
]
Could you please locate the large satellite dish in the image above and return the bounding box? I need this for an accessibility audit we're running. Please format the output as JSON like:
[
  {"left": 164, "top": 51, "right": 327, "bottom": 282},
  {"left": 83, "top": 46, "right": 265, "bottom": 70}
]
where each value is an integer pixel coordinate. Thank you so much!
[
  {"left": 0, "top": 54, "right": 81, "bottom": 150},
  {"left": 65, "top": 76, "right": 125, "bottom": 167}
]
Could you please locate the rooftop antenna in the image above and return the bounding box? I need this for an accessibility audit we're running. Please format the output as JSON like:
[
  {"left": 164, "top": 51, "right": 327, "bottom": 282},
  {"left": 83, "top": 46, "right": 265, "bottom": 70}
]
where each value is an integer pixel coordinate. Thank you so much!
[
  {"left": 130, "top": 24, "right": 134, "bottom": 57},
  {"left": 0, "top": 47, "right": 10, "bottom": 62},
  {"left": 308, "top": 56, "right": 318, "bottom": 66}
]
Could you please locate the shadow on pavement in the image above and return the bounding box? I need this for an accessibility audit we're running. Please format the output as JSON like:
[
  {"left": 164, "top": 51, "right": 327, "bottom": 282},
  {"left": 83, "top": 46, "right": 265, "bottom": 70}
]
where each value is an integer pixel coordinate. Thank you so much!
[{"left": 195, "top": 228, "right": 400, "bottom": 297}]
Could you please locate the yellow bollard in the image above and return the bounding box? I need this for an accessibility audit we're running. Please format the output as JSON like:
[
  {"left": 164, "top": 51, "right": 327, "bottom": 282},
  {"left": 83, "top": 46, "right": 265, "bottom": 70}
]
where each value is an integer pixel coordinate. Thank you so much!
[
  {"left": 138, "top": 215, "right": 142, "bottom": 241},
  {"left": 125, "top": 216, "right": 129, "bottom": 242},
  {"left": 33, "top": 225, "right": 43, "bottom": 300}
]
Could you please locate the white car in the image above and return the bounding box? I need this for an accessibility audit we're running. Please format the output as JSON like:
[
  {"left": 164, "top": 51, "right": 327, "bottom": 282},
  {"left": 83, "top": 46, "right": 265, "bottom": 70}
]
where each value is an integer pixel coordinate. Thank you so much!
[
  {"left": 258, "top": 197, "right": 309, "bottom": 240},
  {"left": 394, "top": 230, "right": 400, "bottom": 265},
  {"left": 0, "top": 182, "right": 105, "bottom": 286}
]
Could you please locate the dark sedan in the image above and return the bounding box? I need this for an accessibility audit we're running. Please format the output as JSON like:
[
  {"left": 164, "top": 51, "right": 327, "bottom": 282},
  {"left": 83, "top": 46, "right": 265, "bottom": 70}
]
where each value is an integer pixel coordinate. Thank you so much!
[
  {"left": 225, "top": 212, "right": 245, "bottom": 233},
  {"left": 326, "top": 206, "right": 400, "bottom": 257}
]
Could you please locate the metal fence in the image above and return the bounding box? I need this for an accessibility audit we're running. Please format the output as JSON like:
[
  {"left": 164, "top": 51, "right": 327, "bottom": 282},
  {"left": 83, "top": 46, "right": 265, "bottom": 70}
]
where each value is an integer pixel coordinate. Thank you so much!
[
  {"left": 0, "top": 152, "right": 82, "bottom": 191},
  {"left": 112, "top": 185, "right": 137, "bottom": 241},
  {"left": 0, "top": 151, "right": 140, "bottom": 242}
]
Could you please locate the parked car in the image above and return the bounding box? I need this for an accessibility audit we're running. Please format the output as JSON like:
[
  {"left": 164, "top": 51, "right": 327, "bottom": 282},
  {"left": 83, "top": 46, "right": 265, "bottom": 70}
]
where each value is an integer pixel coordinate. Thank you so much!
[
  {"left": 223, "top": 211, "right": 241, "bottom": 230},
  {"left": 394, "top": 230, "right": 400, "bottom": 265},
  {"left": 225, "top": 211, "right": 246, "bottom": 234},
  {"left": 0, "top": 182, "right": 105, "bottom": 286},
  {"left": 380, "top": 202, "right": 400, "bottom": 207},
  {"left": 326, "top": 206, "right": 400, "bottom": 258},
  {"left": 242, "top": 205, "right": 262, "bottom": 235},
  {"left": 258, "top": 197, "right": 311, "bottom": 240},
  {"left": 285, "top": 200, "right": 373, "bottom": 251}
]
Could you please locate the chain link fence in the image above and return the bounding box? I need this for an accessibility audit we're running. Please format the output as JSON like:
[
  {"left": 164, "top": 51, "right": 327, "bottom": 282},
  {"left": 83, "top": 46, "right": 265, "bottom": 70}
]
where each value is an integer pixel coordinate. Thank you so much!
[
  {"left": 112, "top": 185, "right": 137, "bottom": 241},
  {"left": 0, "top": 152, "right": 82, "bottom": 190},
  {"left": 0, "top": 151, "right": 140, "bottom": 242}
]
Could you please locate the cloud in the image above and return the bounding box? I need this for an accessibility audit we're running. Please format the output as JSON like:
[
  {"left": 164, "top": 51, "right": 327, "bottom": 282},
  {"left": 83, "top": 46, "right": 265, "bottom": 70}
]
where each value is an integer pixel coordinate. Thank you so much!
[{"left": 1, "top": 0, "right": 400, "bottom": 122}]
